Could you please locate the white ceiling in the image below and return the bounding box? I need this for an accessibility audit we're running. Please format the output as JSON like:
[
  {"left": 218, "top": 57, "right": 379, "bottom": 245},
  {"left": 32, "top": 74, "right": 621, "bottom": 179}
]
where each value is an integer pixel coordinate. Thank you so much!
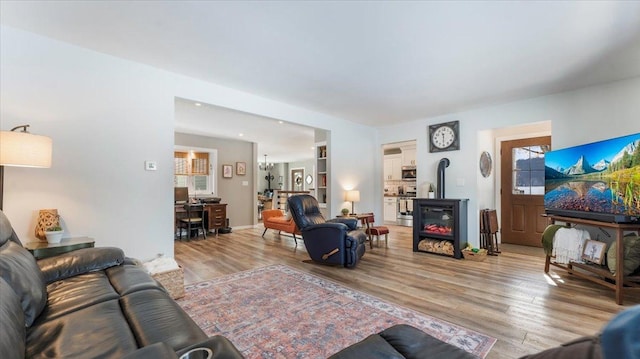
[
  {"left": 175, "top": 98, "right": 315, "bottom": 163},
  {"left": 2, "top": 1, "right": 640, "bottom": 161}
]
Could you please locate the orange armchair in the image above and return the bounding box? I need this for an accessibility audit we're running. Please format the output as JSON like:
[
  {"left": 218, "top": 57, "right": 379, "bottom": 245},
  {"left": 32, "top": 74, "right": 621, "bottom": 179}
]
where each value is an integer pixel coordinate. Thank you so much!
[{"left": 261, "top": 209, "right": 301, "bottom": 245}]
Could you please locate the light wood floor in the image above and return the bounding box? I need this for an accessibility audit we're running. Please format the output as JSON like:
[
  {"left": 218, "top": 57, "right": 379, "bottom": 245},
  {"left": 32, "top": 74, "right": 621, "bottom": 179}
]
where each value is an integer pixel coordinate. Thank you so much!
[{"left": 174, "top": 224, "right": 639, "bottom": 359}]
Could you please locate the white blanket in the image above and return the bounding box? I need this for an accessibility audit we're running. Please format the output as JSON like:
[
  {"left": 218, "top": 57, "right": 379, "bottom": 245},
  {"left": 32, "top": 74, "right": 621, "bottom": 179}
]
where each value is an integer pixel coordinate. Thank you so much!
[
  {"left": 552, "top": 227, "right": 590, "bottom": 264},
  {"left": 143, "top": 256, "right": 180, "bottom": 274}
]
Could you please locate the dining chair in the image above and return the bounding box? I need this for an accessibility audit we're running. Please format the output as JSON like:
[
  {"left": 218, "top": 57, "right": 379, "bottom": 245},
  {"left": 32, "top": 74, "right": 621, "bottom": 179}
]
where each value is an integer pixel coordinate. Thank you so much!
[
  {"left": 177, "top": 203, "right": 207, "bottom": 240},
  {"left": 360, "top": 213, "right": 389, "bottom": 248}
]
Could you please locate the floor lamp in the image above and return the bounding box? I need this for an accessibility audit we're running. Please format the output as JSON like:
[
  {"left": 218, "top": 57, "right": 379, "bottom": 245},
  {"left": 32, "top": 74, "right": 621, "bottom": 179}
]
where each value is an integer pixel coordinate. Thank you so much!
[{"left": 0, "top": 125, "right": 53, "bottom": 210}]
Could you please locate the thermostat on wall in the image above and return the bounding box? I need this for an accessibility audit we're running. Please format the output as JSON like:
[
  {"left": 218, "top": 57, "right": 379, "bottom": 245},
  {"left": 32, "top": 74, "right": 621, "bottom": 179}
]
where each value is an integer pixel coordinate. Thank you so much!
[{"left": 145, "top": 161, "right": 157, "bottom": 171}]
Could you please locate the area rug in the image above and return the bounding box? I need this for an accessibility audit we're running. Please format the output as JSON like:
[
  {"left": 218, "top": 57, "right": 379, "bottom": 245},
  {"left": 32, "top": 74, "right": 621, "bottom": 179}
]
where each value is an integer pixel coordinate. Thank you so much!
[{"left": 178, "top": 264, "right": 496, "bottom": 358}]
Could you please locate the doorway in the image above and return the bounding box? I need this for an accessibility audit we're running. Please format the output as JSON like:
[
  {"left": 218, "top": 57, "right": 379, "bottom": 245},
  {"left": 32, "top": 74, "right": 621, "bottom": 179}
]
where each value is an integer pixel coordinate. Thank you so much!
[
  {"left": 500, "top": 136, "right": 551, "bottom": 247},
  {"left": 291, "top": 168, "right": 304, "bottom": 191}
]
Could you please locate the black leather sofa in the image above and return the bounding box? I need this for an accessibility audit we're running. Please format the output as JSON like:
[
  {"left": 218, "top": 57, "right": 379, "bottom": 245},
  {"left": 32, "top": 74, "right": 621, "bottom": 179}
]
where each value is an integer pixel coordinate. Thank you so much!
[
  {"left": 288, "top": 194, "right": 367, "bottom": 268},
  {"left": 0, "top": 209, "right": 479, "bottom": 359},
  {"left": 0, "top": 210, "right": 243, "bottom": 359},
  {"left": 329, "top": 324, "right": 476, "bottom": 359}
]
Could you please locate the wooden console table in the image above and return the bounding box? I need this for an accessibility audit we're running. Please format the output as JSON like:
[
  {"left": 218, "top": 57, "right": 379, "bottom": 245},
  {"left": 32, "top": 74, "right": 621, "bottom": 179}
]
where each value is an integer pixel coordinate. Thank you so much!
[{"left": 544, "top": 215, "right": 640, "bottom": 305}]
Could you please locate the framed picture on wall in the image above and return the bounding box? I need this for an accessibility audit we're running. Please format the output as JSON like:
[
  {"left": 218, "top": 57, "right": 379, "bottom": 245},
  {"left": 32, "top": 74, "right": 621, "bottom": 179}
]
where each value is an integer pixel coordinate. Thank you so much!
[
  {"left": 222, "top": 164, "right": 233, "bottom": 178},
  {"left": 236, "top": 162, "right": 246, "bottom": 175}
]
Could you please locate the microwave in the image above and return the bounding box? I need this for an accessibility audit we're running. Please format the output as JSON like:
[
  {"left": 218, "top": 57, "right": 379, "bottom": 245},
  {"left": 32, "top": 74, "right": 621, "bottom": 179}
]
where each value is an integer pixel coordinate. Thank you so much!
[{"left": 401, "top": 167, "right": 416, "bottom": 180}]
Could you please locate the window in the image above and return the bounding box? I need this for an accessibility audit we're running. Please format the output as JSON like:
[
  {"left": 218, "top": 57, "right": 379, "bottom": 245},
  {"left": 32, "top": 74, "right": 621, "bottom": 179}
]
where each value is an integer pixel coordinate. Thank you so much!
[
  {"left": 512, "top": 145, "right": 546, "bottom": 195},
  {"left": 174, "top": 150, "right": 216, "bottom": 195}
]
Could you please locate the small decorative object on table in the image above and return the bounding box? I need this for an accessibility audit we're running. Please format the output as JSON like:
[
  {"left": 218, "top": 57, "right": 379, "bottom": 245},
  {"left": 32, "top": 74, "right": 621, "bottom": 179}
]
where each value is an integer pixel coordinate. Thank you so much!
[
  {"left": 35, "top": 209, "right": 59, "bottom": 241},
  {"left": 341, "top": 208, "right": 350, "bottom": 216},
  {"left": 44, "top": 226, "right": 64, "bottom": 244}
]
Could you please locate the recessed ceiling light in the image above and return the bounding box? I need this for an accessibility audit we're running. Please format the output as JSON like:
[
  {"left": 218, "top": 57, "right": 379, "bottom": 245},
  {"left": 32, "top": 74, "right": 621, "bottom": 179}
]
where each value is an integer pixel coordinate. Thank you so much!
[
  {"left": 278, "top": 121, "right": 284, "bottom": 124},
  {"left": 194, "top": 102, "right": 202, "bottom": 107},
  {"left": 239, "top": 133, "right": 244, "bottom": 137}
]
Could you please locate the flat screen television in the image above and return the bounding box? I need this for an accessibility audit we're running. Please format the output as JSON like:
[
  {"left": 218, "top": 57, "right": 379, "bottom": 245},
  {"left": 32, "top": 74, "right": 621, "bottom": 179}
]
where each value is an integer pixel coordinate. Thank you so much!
[{"left": 544, "top": 132, "right": 640, "bottom": 223}]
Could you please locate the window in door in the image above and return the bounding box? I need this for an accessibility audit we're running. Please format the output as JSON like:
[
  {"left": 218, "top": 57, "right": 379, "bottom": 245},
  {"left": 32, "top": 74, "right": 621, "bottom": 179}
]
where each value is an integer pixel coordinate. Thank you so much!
[{"left": 511, "top": 145, "right": 548, "bottom": 195}]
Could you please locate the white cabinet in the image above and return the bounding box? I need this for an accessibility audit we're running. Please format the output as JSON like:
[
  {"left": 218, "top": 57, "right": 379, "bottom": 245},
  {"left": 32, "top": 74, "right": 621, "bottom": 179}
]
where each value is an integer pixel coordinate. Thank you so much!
[
  {"left": 383, "top": 155, "right": 402, "bottom": 180},
  {"left": 401, "top": 147, "right": 416, "bottom": 167},
  {"left": 384, "top": 197, "right": 398, "bottom": 222}
]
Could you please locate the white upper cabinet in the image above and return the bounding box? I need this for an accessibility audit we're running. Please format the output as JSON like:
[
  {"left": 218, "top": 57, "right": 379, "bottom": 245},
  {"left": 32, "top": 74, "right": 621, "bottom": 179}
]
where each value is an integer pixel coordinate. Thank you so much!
[
  {"left": 401, "top": 147, "right": 416, "bottom": 167},
  {"left": 384, "top": 154, "right": 402, "bottom": 180}
]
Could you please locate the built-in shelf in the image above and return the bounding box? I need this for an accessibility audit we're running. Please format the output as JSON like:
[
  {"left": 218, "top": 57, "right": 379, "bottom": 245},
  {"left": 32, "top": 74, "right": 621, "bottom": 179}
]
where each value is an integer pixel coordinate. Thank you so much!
[{"left": 315, "top": 142, "right": 328, "bottom": 213}]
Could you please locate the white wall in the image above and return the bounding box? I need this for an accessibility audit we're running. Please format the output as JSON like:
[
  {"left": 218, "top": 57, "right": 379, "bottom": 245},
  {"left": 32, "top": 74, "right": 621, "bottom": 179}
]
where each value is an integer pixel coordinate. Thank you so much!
[
  {"left": 1, "top": 27, "right": 175, "bottom": 260},
  {"left": 0, "top": 26, "right": 377, "bottom": 259},
  {"left": 378, "top": 76, "right": 640, "bottom": 248},
  {"left": 3, "top": 25, "right": 637, "bottom": 258}
]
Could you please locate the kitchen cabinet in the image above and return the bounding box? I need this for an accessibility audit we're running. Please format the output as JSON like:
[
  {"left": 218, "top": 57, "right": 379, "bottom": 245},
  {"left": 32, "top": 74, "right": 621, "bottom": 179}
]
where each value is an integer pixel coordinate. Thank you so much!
[
  {"left": 383, "top": 155, "right": 402, "bottom": 181},
  {"left": 401, "top": 147, "right": 416, "bottom": 167},
  {"left": 383, "top": 197, "right": 398, "bottom": 222}
]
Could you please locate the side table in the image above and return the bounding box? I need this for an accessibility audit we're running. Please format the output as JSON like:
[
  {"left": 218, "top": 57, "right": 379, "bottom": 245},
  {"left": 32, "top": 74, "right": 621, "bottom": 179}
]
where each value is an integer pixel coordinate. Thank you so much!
[{"left": 25, "top": 237, "right": 95, "bottom": 260}]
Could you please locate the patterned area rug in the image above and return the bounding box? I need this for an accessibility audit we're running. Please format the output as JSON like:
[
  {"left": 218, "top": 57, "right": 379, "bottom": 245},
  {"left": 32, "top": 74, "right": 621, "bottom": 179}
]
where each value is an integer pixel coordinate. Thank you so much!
[{"left": 178, "top": 264, "right": 496, "bottom": 358}]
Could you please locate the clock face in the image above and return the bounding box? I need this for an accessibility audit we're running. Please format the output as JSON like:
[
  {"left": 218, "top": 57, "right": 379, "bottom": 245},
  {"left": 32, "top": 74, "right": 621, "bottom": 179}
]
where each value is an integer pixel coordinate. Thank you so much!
[
  {"left": 428, "top": 121, "right": 460, "bottom": 152},
  {"left": 432, "top": 126, "right": 456, "bottom": 149}
]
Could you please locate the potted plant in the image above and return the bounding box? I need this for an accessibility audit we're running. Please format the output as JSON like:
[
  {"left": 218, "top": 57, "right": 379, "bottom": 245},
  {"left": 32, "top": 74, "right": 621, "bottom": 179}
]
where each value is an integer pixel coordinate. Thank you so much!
[
  {"left": 341, "top": 208, "right": 350, "bottom": 216},
  {"left": 44, "top": 226, "right": 64, "bottom": 244}
]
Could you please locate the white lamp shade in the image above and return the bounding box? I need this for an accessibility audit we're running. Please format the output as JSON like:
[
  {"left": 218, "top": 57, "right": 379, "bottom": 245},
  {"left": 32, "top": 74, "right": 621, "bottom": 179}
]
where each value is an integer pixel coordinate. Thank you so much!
[
  {"left": 0, "top": 130, "right": 52, "bottom": 168},
  {"left": 345, "top": 190, "right": 360, "bottom": 202}
]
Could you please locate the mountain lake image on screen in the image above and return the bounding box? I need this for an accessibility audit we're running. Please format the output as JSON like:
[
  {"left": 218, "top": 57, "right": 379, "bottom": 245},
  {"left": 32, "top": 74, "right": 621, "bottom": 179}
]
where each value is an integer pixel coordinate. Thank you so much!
[{"left": 544, "top": 132, "right": 640, "bottom": 223}]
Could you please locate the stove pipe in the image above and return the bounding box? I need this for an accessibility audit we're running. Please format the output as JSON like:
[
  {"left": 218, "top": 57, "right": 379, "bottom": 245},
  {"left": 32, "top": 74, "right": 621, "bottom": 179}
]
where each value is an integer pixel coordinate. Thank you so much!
[{"left": 437, "top": 158, "right": 450, "bottom": 199}]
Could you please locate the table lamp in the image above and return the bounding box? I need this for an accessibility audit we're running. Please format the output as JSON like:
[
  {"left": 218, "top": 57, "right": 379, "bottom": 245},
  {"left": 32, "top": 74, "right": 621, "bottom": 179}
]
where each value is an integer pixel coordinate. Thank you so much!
[{"left": 345, "top": 190, "right": 360, "bottom": 215}]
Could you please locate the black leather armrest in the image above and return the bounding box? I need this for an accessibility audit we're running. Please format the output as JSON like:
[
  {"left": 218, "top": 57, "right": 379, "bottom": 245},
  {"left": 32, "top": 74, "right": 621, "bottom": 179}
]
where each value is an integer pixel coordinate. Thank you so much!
[
  {"left": 303, "top": 222, "right": 348, "bottom": 232},
  {"left": 124, "top": 256, "right": 143, "bottom": 266},
  {"left": 37, "top": 247, "right": 125, "bottom": 284},
  {"left": 122, "top": 343, "right": 178, "bottom": 359},
  {"left": 518, "top": 336, "right": 602, "bottom": 359},
  {"left": 328, "top": 217, "right": 358, "bottom": 230},
  {"left": 176, "top": 336, "right": 245, "bottom": 359}
]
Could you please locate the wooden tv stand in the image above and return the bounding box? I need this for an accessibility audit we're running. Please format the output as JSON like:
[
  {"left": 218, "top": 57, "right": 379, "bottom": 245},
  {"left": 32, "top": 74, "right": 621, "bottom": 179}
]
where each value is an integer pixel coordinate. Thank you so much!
[{"left": 544, "top": 215, "right": 640, "bottom": 305}]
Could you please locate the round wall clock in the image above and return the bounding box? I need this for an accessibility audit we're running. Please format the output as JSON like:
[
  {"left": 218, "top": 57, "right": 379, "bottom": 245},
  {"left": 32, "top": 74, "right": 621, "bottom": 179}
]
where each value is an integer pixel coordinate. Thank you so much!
[{"left": 428, "top": 121, "right": 460, "bottom": 152}]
